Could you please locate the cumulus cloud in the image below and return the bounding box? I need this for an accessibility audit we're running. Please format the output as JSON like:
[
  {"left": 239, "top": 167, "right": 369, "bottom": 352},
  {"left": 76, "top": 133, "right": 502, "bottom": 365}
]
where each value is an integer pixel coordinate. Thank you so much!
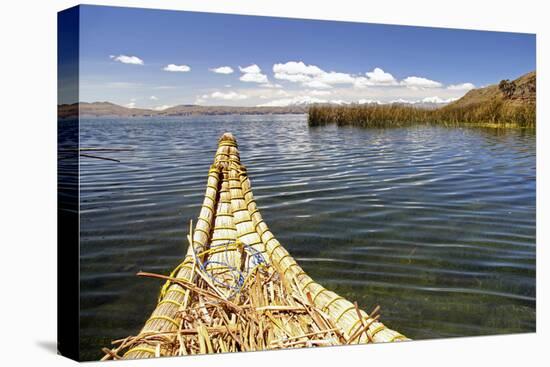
[
  {"left": 273, "top": 61, "right": 324, "bottom": 76},
  {"left": 239, "top": 64, "right": 261, "bottom": 74},
  {"left": 110, "top": 55, "right": 144, "bottom": 65},
  {"left": 239, "top": 64, "right": 269, "bottom": 83},
  {"left": 273, "top": 61, "right": 324, "bottom": 83},
  {"left": 240, "top": 73, "right": 268, "bottom": 83},
  {"left": 275, "top": 72, "right": 313, "bottom": 83},
  {"left": 302, "top": 80, "right": 332, "bottom": 89},
  {"left": 355, "top": 68, "right": 398, "bottom": 88},
  {"left": 257, "top": 95, "right": 327, "bottom": 107},
  {"left": 400, "top": 76, "right": 443, "bottom": 89},
  {"left": 273, "top": 61, "right": 354, "bottom": 89},
  {"left": 150, "top": 95, "right": 158, "bottom": 100},
  {"left": 259, "top": 82, "right": 283, "bottom": 89},
  {"left": 163, "top": 64, "right": 191, "bottom": 72},
  {"left": 125, "top": 102, "right": 136, "bottom": 108},
  {"left": 274, "top": 61, "right": 404, "bottom": 91},
  {"left": 317, "top": 72, "right": 355, "bottom": 85},
  {"left": 210, "top": 66, "right": 234, "bottom": 74},
  {"left": 447, "top": 82, "right": 476, "bottom": 91},
  {"left": 209, "top": 91, "right": 248, "bottom": 100},
  {"left": 272, "top": 62, "right": 457, "bottom": 100},
  {"left": 366, "top": 68, "right": 398, "bottom": 84},
  {"left": 309, "top": 90, "right": 331, "bottom": 96}
]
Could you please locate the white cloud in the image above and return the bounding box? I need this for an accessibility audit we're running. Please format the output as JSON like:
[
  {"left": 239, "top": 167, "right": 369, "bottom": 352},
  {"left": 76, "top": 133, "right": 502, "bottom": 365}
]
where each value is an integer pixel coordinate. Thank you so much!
[
  {"left": 355, "top": 68, "right": 398, "bottom": 88},
  {"left": 366, "top": 68, "right": 398, "bottom": 85},
  {"left": 273, "top": 61, "right": 354, "bottom": 89},
  {"left": 400, "top": 76, "right": 442, "bottom": 89},
  {"left": 125, "top": 102, "right": 136, "bottom": 108},
  {"left": 210, "top": 91, "right": 248, "bottom": 100},
  {"left": 163, "top": 64, "right": 191, "bottom": 72},
  {"left": 272, "top": 61, "right": 324, "bottom": 83},
  {"left": 302, "top": 80, "right": 332, "bottom": 89},
  {"left": 239, "top": 64, "right": 268, "bottom": 84},
  {"left": 309, "top": 90, "right": 331, "bottom": 96},
  {"left": 273, "top": 61, "right": 324, "bottom": 76},
  {"left": 110, "top": 55, "right": 144, "bottom": 65},
  {"left": 259, "top": 83, "right": 282, "bottom": 89},
  {"left": 210, "top": 66, "right": 234, "bottom": 74},
  {"left": 150, "top": 95, "right": 158, "bottom": 100},
  {"left": 239, "top": 64, "right": 262, "bottom": 74},
  {"left": 195, "top": 91, "right": 248, "bottom": 104},
  {"left": 272, "top": 62, "right": 449, "bottom": 101},
  {"left": 257, "top": 95, "right": 327, "bottom": 107},
  {"left": 317, "top": 72, "right": 355, "bottom": 85},
  {"left": 447, "top": 82, "right": 476, "bottom": 91},
  {"left": 274, "top": 73, "right": 313, "bottom": 83},
  {"left": 240, "top": 73, "right": 269, "bottom": 83}
]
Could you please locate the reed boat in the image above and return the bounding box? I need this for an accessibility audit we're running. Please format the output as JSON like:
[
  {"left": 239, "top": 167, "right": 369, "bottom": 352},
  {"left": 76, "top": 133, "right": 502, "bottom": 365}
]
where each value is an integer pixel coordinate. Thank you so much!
[{"left": 102, "top": 133, "right": 407, "bottom": 360}]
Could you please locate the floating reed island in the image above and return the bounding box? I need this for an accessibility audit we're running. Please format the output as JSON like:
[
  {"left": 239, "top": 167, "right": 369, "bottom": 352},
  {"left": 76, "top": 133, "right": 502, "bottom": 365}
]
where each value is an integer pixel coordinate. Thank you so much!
[
  {"left": 308, "top": 71, "right": 536, "bottom": 128},
  {"left": 102, "top": 133, "right": 407, "bottom": 360}
]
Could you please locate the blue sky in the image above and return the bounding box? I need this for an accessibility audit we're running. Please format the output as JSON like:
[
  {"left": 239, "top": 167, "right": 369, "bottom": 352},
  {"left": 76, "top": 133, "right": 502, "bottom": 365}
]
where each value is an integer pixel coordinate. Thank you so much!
[{"left": 75, "top": 5, "right": 536, "bottom": 108}]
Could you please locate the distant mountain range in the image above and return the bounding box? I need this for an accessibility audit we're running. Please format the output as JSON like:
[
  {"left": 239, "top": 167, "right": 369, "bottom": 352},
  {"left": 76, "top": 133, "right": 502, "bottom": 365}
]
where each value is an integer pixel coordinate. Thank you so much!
[
  {"left": 58, "top": 72, "right": 535, "bottom": 119},
  {"left": 57, "top": 102, "right": 309, "bottom": 119}
]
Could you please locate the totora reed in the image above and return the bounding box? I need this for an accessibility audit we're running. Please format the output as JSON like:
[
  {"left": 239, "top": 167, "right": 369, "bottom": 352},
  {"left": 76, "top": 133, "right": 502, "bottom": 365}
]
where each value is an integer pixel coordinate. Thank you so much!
[{"left": 102, "top": 133, "right": 407, "bottom": 360}]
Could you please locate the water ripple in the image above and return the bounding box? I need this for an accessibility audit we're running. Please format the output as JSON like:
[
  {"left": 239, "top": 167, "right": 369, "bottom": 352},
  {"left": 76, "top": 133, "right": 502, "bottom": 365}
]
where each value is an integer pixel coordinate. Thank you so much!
[{"left": 76, "top": 115, "right": 536, "bottom": 359}]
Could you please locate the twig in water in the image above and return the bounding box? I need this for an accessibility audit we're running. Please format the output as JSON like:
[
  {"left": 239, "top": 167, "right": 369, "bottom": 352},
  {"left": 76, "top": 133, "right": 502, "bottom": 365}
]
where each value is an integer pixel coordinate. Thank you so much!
[{"left": 79, "top": 153, "right": 120, "bottom": 162}]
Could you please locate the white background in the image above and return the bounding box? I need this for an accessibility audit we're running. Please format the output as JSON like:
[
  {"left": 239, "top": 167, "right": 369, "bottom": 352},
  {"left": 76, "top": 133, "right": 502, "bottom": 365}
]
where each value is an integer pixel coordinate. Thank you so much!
[{"left": 0, "top": 0, "right": 546, "bottom": 365}]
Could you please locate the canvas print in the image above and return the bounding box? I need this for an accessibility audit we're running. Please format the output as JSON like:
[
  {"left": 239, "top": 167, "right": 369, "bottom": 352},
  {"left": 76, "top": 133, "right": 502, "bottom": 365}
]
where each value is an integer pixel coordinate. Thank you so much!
[{"left": 57, "top": 5, "right": 536, "bottom": 362}]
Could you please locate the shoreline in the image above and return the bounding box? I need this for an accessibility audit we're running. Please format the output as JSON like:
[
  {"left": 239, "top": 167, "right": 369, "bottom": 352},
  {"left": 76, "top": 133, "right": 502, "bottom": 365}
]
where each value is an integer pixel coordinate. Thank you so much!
[{"left": 63, "top": 113, "right": 537, "bottom": 129}]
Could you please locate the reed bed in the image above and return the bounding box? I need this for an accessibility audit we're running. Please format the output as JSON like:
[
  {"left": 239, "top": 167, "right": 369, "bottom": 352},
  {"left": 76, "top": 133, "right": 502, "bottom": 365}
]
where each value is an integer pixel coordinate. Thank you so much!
[
  {"left": 308, "top": 101, "right": 536, "bottom": 128},
  {"left": 102, "top": 133, "right": 407, "bottom": 361}
]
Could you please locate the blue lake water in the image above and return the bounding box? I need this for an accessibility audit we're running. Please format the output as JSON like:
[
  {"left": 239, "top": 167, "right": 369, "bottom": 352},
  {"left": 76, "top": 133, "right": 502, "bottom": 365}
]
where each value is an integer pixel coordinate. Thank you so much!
[{"left": 77, "top": 115, "right": 535, "bottom": 360}]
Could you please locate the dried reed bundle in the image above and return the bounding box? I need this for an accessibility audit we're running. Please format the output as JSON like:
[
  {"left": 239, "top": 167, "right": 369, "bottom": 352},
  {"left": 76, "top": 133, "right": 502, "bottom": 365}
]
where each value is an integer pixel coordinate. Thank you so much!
[{"left": 102, "top": 133, "right": 407, "bottom": 361}]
